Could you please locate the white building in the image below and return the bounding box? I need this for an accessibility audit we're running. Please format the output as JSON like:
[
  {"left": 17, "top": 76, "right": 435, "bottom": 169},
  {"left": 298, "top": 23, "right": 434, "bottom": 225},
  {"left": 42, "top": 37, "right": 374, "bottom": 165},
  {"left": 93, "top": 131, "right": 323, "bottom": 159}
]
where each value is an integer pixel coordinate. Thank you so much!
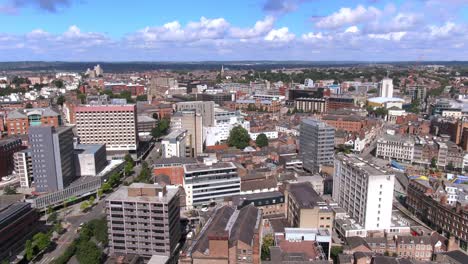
[
  {"left": 379, "top": 78, "right": 394, "bottom": 98},
  {"left": 304, "top": 79, "right": 314, "bottom": 88},
  {"left": 161, "top": 129, "right": 188, "bottom": 158},
  {"left": 204, "top": 108, "right": 249, "bottom": 146},
  {"left": 249, "top": 131, "right": 278, "bottom": 140},
  {"left": 376, "top": 134, "right": 415, "bottom": 163},
  {"left": 334, "top": 153, "right": 395, "bottom": 231}
]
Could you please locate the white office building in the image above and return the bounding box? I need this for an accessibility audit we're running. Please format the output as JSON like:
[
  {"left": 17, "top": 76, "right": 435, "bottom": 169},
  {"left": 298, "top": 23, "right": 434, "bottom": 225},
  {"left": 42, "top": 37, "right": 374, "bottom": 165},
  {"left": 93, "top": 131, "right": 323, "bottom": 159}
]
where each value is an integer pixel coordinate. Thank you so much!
[
  {"left": 161, "top": 129, "right": 188, "bottom": 158},
  {"left": 204, "top": 108, "right": 250, "bottom": 146},
  {"left": 334, "top": 153, "right": 395, "bottom": 231},
  {"left": 379, "top": 78, "right": 394, "bottom": 98},
  {"left": 376, "top": 134, "right": 415, "bottom": 163}
]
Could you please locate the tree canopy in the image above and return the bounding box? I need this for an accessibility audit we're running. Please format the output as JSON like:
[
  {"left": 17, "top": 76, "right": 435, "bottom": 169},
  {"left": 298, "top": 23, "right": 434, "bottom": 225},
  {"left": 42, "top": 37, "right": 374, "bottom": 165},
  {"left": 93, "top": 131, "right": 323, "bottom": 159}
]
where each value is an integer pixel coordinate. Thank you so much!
[
  {"left": 227, "top": 125, "right": 251, "bottom": 149},
  {"left": 255, "top": 133, "right": 269, "bottom": 148},
  {"left": 151, "top": 118, "right": 170, "bottom": 138}
]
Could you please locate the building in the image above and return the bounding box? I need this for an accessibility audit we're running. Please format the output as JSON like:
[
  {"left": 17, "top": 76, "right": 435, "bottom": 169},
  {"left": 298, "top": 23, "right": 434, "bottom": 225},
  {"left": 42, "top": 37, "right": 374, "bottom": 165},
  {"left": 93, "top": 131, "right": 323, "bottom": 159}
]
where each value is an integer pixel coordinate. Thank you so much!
[
  {"left": 376, "top": 134, "right": 415, "bottom": 163},
  {"left": 153, "top": 157, "right": 197, "bottom": 186},
  {"left": 300, "top": 119, "right": 335, "bottom": 173},
  {"left": 74, "top": 144, "right": 107, "bottom": 176},
  {"left": 379, "top": 78, "right": 394, "bottom": 98},
  {"left": 334, "top": 153, "right": 395, "bottom": 231},
  {"left": 204, "top": 108, "right": 249, "bottom": 146},
  {"left": 285, "top": 182, "right": 333, "bottom": 232},
  {"left": 179, "top": 205, "right": 262, "bottom": 264},
  {"left": 14, "top": 149, "right": 33, "bottom": 188},
  {"left": 407, "top": 85, "right": 427, "bottom": 102},
  {"left": 322, "top": 114, "right": 363, "bottom": 132},
  {"left": 171, "top": 111, "right": 203, "bottom": 157},
  {"left": 175, "top": 101, "right": 215, "bottom": 127},
  {"left": 161, "top": 129, "right": 188, "bottom": 158},
  {"left": 406, "top": 179, "right": 468, "bottom": 251},
  {"left": 6, "top": 107, "right": 62, "bottom": 135},
  {"left": 106, "top": 183, "right": 181, "bottom": 258},
  {"left": 29, "top": 126, "right": 75, "bottom": 193},
  {"left": 0, "top": 137, "right": 23, "bottom": 177},
  {"left": 0, "top": 202, "right": 39, "bottom": 261},
  {"left": 148, "top": 77, "right": 178, "bottom": 101},
  {"left": 75, "top": 104, "right": 138, "bottom": 152},
  {"left": 294, "top": 98, "right": 327, "bottom": 113},
  {"left": 183, "top": 161, "right": 240, "bottom": 208},
  {"left": 230, "top": 191, "right": 285, "bottom": 217},
  {"left": 137, "top": 115, "right": 157, "bottom": 135},
  {"left": 435, "top": 250, "right": 468, "bottom": 264},
  {"left": 327, "top": 97, "right": 355, "bottom": 111}
]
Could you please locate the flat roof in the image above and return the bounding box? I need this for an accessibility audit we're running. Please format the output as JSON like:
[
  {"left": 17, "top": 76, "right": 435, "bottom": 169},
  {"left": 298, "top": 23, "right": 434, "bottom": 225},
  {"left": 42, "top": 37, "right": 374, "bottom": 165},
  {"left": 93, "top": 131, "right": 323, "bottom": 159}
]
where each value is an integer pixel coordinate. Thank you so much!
[
  {"left": 184, "top": 162, "right": 236, "bottom": 173},
  {"left": 106, "top": 183, "right": 179, "bottom": 203},
  {"left": 289, "top": 182, "right": 324, "bottom": 209},
  {"left": 74, "top": 144, "right": 104, "bottom": 154},
  {"left": 336, "top": 153, "right": 391, "bottom": 176}
]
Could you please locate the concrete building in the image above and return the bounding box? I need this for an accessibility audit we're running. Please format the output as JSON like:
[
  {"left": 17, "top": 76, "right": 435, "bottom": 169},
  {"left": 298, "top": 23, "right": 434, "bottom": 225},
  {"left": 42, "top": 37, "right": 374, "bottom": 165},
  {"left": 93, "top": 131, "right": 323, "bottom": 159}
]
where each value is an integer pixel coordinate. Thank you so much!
[
  {"left": 14, "top": 149, "right": 33, "bottom": 188},
  {"left": 179, "top": 205, "right": 262, "bottom": 264},
  {"left": 379, "top": 78, "right": 394, "bottom": 98},
  {"left": 376, "top": 134, "right": 415, "bottom": 163},
  {"left": 175, "top": 101, "right": 215, "bottom": 127},
  {"left": 204, "top": 108, "right": 249, "bottom": 146},
  {"left": 74, "top": 144, "right": 107, "bottom": 176},
  {"left": 106, "top": 183, "right": 181, "bottom": 259},
  {"left": 285, "top": 182, "right": 333, "bottom": 232},
  {"left": 183, "top": 161, "right": 240, "bottom": 208},
  {"left": 0, "top": 137, "right": 23, "bottom": 177},
  {"left": 230, "top": 191, "right": 285, "bottom": 218},
  {"left": 161, "top": 129, "right": 188, "bottom": 158},
  {"left": 75, "top": 104, "right": 138, "bottom": 152},
  {"left": 171, "top": 111, "right": 203, "bottom": 157},
  {"left": 6, "top": 107, "right": 62, "bottom": 135},
  {"left": 29, "top": 126, "right": 75, "bottom": 193},
  {"left": 300, "top": 119, "right": 335, "bottom": 173},
  {"left": 294, "top": 98, "right": 327, "bottom": 113},
  {"left": 334, "top": 153, "right": 395, "bottom": 231}
]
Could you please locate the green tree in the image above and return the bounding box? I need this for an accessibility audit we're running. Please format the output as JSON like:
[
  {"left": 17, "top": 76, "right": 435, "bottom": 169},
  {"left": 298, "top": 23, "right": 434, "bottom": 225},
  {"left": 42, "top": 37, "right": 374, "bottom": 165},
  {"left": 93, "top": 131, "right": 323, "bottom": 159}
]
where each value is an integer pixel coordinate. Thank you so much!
[
  {"left": 88, "top": 218, "right": 108, "bottom": 245},
  {"left": 136, "top": 94, "right": 148, "bottom": 101},
  {"left": 80, "top": 201, "right": 90, "bottom": 212},
  {"left": 25, "top": 239, "right": 35, "bottom": 261},
  {"left": 330, "top": 246, "right": 343, "bottom": 263},
  {"left": 135, "top": 161, "right": 152, "bottom": 183},
  {"left": 124, "top": 154, "right": 134, "bottom": 167},
  {"left": 227, "top": 125, "right": 251, "bottom": 149},
  {"left": 89, "top": 196, "right": 95, "bottom": 204},
  {"left": 53, "top": 79, "right": 64, "bottom": 88},
  {"left": 78, "top": 93, "right": 86, "bottom": 104},
  {"left": 97, "top": 188, "right": 104, "bottom": 198},
  {"left": 368, "top": 88, "right": 378, "bottom": 94},
  {"left": 25, "top": 102, "right": 33, "bottom": 108},
  {"left": 255, "top": 133, "right": 269, "bottom": 148},
  {"left": 57, "top": 95, "right": 66, "bottom": 106},
  {"left": 3, "top": 185, "right": 17, "bottom": 195},
  {"left": 348, "top": 86, "right": 356, "bottom": 92},
  {"left": 151, "top": 118, "right": 170, "bottom": 138},
  {"left": 261, "top": 234, "right": 274, "bottom": 260},
  {"left": 446, "top": 162, "right": 454, "bottom": 171},
  {"left": 247, "top": 103, "right": 256, "bottom": 111},
  {"left": 76, "top": 240, "right": 101, "bottom": 264},
  {"left": 33, "top": 232, "right": 51, "bottom": 251},
  {"left": 101, "top": 182, "right": 111, "bottom": 193},
  {"left": 431, "top": 157, "right": 437, "bottom": 168}
]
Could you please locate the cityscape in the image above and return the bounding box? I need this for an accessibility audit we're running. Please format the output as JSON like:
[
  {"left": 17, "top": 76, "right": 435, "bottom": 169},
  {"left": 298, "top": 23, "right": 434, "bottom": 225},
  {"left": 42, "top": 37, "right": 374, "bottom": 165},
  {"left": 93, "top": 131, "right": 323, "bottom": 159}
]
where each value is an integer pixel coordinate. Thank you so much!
[{"left": 0, "top": 1, "right": 468, "bottom": 264}]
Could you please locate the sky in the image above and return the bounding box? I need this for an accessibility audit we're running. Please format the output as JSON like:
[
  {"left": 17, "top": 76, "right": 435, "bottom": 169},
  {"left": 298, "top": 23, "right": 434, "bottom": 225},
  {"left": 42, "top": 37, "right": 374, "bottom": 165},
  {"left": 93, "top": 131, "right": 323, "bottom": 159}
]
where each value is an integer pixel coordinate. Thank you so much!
[{"left": 0, "top": 0, "right": 467, "bottom": 61}]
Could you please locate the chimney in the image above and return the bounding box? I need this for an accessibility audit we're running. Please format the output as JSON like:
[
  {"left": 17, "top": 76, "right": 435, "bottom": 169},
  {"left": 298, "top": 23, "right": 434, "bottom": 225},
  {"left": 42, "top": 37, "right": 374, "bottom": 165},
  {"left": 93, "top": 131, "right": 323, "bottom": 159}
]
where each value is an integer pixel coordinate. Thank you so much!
[{"left": 447, "top": 236, "right": 459, "bottom": 251}]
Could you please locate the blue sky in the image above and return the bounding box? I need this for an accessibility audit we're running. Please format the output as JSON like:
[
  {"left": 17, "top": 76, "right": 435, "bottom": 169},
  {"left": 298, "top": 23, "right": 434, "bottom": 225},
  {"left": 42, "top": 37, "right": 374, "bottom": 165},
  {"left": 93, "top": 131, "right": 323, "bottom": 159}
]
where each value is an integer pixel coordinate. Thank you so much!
[{"left": 0, "top": 0, "right": 467, "bottom": 61}]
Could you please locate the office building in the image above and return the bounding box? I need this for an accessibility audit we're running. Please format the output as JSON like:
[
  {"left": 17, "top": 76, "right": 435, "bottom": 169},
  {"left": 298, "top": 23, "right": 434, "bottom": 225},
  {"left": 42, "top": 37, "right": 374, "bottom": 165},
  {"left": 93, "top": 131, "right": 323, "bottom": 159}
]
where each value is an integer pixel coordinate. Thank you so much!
[
  {"left": 379, "top": 78, "right": 394, "bottom": 98},
  {"left": 285, "top": 182, "right": 334, "bottom": 232},
  {"left": 14, "top": 149, "right": 33, "bottom": 188},
  {"left": 300, "top": 119, "right": 335, "bottom": 173},
  {"left": 334, "top": 153, "right": 395, "bottom": 231},
  {"left": 179, "top": 205, "right": 262, "bottom": 264},
  {"left": 0, "top": 137, "right": 23, "bottom": 177},
  {"left": 106, "top": 183, "right": 181, "bottom": 258},
  {"left": 175, "top": 101, "right": 215, "bottom": 127},
  {"left": 376, "top": 134, "right": 415, "bottom": 163},
  {"left": 204, "top": 108, "right": 250, "bottom": 146},
  {"left": 183, "top": 161, "right": 240, "bottom": 208},
  {"left": 75, "top": 104, "right": 138, "bottom": 152},
  {"left": 294, "top": 98, "right": 327, "bottom": 113},
  {"left": 29, "top": 126, "right": 75, "bottom": 193},
  {"left": 74, "top": 144, "right": 107, "bottom": 176},
  {"left": 171, "top": 111, "right": 203, "bottom": 157},
  {"left": 161, "top": 129, "right": 188, "bottom": 158},
  {"left": 6, "top": 107, "right": 62, "bottom": 135}
]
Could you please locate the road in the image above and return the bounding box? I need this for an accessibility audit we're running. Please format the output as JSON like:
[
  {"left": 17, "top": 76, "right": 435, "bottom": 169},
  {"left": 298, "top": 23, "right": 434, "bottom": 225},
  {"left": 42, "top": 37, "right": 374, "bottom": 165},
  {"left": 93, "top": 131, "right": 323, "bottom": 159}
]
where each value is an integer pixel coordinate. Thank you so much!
[{"left": 37, "top": 199, "right": 106, "bottom": 264}]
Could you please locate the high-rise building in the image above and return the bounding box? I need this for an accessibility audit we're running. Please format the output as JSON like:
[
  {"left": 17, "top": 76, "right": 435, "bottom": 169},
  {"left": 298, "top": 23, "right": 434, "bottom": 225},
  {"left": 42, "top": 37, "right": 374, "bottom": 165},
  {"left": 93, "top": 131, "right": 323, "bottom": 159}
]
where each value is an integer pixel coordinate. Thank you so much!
[
  {"left": 183, "top": 161, "right": 240, "bottom": 208},
  {"left": 300, "top": 119, "right": 335, "bottom": 173},
  {"left": 0, "top": 137, "right": 23, "bottom": 177},
  {"left": 379, "top": 78, "right": 394, "bottom": 98},
  {"left": 106, "top": 183, "right": 180, "bottom": 258},
  {"left": 171, "top": 111, "right": 203, "bottom": 157},
  {"left": 148, "top": 77, "right": 178, "bottom": 101},
  {"left": 75, "top": 104, "right": 138, "bottom": 152},
  {"left": 93, "top": 64, "right": 103, "bottom": 76},
  {"left": 14, "top": 150, "right": 33, "bottom": 188},
  {"left": 29, "top": 126, "right": 75, "bottom": 193},
  {"left": 334, "top": 153, "right": 395, "bottom": 230},
  {"left": 175, "top": 101, "right": 215, "bottom": 127}
]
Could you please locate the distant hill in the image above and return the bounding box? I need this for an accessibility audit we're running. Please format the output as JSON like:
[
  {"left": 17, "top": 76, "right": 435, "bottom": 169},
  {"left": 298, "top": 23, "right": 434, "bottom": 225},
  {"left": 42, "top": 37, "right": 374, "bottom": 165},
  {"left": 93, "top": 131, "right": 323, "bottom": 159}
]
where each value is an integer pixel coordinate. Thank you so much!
[{"left": 0, "top": 61, "right": 467, "bottom": 73}]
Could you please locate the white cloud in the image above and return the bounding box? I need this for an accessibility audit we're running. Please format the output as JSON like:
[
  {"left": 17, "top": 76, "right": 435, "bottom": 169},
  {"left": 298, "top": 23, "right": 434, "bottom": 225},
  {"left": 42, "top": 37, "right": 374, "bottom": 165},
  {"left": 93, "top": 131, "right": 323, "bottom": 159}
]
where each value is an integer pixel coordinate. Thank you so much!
[
  {"left": 429, "top": 22, "right": 456, "bottom": 37},
  {"left": 264, "top": 27, "right": 295, "bottom": 42},
  {"left": 315, "top": 5, "right": 381, "bottom": 29},
  {"left": 344, "top": 26, "right": 359, "bottom": 33},
  {"left": 230, "top": 16, "right": 275, "bottom": 39},
  {"left": 368, "top": 31, "right": 407, "bottom": 41},
  {"left": 301, "top": 32, "right": 324, "bottom": 40}
]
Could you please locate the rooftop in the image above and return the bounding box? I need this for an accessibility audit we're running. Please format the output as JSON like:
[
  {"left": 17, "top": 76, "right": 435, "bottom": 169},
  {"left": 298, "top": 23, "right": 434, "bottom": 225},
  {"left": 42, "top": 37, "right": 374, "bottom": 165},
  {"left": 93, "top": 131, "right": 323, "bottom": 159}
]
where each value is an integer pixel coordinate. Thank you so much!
[
  {"left": 106, "top": 183, "right": 179, "bottom": 203},
  {"left": 288, "top": 182, "right": 325, "bottom": 209},
  {"left": 336, "top": 153, "right": 391, "bottom": 176},
  {"left": 184, "top": 161, "right": 236, "bottom": 173}
]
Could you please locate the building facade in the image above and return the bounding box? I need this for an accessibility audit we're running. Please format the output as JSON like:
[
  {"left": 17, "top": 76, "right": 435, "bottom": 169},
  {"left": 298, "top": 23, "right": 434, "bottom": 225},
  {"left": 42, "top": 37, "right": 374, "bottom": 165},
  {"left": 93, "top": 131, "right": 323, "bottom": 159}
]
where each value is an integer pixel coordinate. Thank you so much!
[
  {"left": 0, "top": 137, "right": 23, "bottom": 177},
  {"left": 6, "top": 107, "right": 62, "bottom": 135},
  {"left": 161, "top": 129, "right": 188, "bottom": 158},
  {"left": 300, "top": 119, "right": 335, "bottom": 173}
]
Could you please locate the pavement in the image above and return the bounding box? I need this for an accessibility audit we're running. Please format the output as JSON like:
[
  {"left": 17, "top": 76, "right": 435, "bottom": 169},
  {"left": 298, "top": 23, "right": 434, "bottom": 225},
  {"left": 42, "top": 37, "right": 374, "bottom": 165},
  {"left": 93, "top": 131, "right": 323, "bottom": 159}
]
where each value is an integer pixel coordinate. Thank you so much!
[{"left": 36, "top": 199, "right": 107, "bottom": 264}]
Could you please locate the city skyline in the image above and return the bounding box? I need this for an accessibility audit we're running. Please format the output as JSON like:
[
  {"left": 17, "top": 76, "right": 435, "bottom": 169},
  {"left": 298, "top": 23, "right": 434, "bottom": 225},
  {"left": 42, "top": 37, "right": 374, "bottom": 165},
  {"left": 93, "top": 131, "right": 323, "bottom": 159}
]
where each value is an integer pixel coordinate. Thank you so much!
[{"left": 0, "top": 0, "right": 467, "bottom": 61}]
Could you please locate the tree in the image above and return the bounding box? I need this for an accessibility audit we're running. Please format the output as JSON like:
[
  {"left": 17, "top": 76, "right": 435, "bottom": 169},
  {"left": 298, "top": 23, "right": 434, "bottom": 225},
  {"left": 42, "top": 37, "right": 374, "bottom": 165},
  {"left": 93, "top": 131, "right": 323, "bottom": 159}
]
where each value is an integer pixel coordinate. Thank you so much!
[
  {"left": 261, "top": 234, "right": 274, "bottom": 260},
  {"left": 33, "top": 232, "right": 51, "bottom": 251},
  {"left": 151, "top": 118, "right": 170, "bottom": 138},
  {"left": 97, "top": 188, "right": 104, "bottom": 198},
  {"left": 135, "top": 161, "right": 152, "bottom": 183},
  {"left": 57, "top": 95, "right": 66, "bottom": 106},
  {"left": 3, "top": 185, "right": 17, "bottom": 195},
  {"left": 78, "top": 93, "right": 86, "bottom": 104},
  {"left": 431, "top": 157, "right": 437, "bottom": 168},
  {"left": 80, "top": 201, "right": 90, "bottom": 212},
  {"left": 124, "top": 154, "right": 134, "bottom": 167},
  {"left": 52, "top": 79, "right": 64, "bottom": 88},
  {"left": 348, "top": 86, "right": 356, "bottom": 92},
  {"left": 25, "top": 102, "right": 33, "bottom": 108},
  {"left": 101, "top": 182, "right": 111, "bottom": 193},
  {"left": 330, "top": 246, "right": 343, "bottom": 263},
  {"left": 89, "top": 196, "right": 95, "bottom": 204},
  {"left": 136, "top": 94, "right": 148, "bottom": 101},
  {"left": 76, "top": 240, "right": 101, "bottom": 264},
  {"left": 227, "top": 125, "right": 251, "bottom": 149},
  {"left": 88, "top": 218, "right": 108, "bottom": 245},
  {"left": 25, "top": 239, "right": 35, "bottom": 261},
  {"left": 446, "top": 162, "right": 454, "bottom": 171},
  {"left": 368, "top": 88, "right": 378, "bottom": 94},
  {"left": 255, "top": 133, "right": 269, "bottom": 148}
]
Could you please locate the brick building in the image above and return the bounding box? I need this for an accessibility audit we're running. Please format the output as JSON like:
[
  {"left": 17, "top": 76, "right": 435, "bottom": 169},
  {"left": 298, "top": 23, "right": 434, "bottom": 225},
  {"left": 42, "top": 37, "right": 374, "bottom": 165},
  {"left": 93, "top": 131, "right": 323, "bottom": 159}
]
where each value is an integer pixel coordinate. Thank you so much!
[
  {"left": 0, "top": 137, "right": 23, "bottom": 177},
  {"left": 6, "top": 107, "right": 61, "bottom": 135}
]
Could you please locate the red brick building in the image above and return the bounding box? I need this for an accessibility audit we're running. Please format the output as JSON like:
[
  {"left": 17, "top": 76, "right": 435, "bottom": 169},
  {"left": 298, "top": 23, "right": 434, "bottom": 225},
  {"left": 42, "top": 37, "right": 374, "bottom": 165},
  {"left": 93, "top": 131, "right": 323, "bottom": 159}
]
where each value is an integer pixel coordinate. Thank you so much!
[{"left": 6, "top": 107, "right": 61, "bottom": 136}]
